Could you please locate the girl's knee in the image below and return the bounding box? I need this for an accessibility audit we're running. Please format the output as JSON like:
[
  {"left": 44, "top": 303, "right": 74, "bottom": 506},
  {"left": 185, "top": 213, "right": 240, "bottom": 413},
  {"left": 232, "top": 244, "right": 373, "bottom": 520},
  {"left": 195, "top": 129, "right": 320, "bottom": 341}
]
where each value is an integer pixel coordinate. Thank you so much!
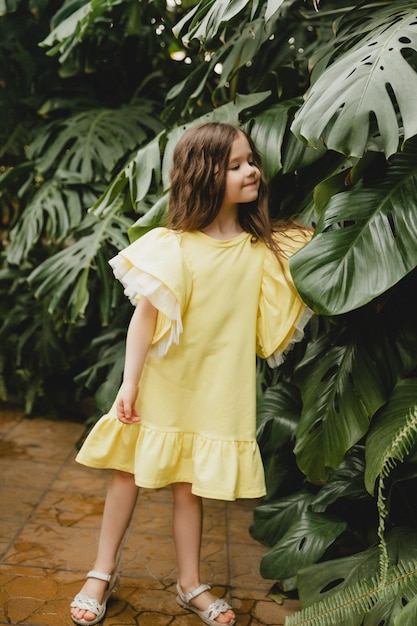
[
  {"left": 113, "top": 469, "right": 136, "bottom": 483},
  {"left": 171, "top": 482, "right": 200, "bottom": 503}
]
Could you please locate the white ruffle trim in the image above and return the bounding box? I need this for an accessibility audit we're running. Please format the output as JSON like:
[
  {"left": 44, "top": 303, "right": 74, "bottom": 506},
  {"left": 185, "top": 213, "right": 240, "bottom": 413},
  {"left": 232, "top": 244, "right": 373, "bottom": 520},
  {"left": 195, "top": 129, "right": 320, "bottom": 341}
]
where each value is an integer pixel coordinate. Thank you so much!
[
  {"left": 266, "top": 306, "right": 314, "bottom": 368},
  {"left": 110, "top": 255, "right": 182, "bottom": 358}
]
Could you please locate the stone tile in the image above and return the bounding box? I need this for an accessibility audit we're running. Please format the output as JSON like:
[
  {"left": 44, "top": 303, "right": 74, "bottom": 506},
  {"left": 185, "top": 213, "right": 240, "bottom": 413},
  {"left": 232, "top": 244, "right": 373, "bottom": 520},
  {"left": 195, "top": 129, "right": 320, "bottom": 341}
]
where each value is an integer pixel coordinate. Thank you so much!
[
  {"left": 227, "top": 499, "right": 259, "bottom": 541},
  {"left": 130, "top": 494, "right": 228, "bottom": 542},
  {"left": 31, "top": 490, "right": 106, "bottom": 528},
  {"left": 228, "top": 541, "right": 268, "bottom": 589},
  {"left": 0, "top": 522, "right": 18, "bottom": 560},
  {"left": 0, "top": 486, "right": 44, "bottom": 524},
  {"left": 253, "top": 597, "right": 301, "bottom": 625},
  {"left": 0, "top": 407, "right": 301, "bottom": 626},
  {"left": 120, "top": 532, "right": 177, "bottom": 580},
  {"left": 51, "top": 461, "right": 111, "bottom": 495},
  {"left": 202, "top": 504, "right": 227, "bottom": 540},
  {"left": 2, "top": 524, "right": 101, "bottom": 570},
  {"left": 0, "top": 457, "right": 61, "bottom": 491},
  {"left": 232, "top": 587, "right": 300, "bottom": 625},
  {"left": 130, "top": 494, "right": 173, "bottom": 536},
  {"left": 2, "top": 417, "right": 83, "bottom": 462},
  {"left": 0, "top": 565, "right": 81, "bottom": 625},
  {"left": 0, "top": 404, "right": 23, "bottom": 437}
]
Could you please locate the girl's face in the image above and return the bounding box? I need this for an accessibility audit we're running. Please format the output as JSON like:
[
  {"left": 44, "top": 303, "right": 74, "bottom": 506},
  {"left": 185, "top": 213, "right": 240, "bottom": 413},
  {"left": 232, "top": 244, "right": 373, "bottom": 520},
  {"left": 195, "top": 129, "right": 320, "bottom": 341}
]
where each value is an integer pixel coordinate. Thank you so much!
[{"left": 221, "top": 131, "right": 260, "bottom": 212}]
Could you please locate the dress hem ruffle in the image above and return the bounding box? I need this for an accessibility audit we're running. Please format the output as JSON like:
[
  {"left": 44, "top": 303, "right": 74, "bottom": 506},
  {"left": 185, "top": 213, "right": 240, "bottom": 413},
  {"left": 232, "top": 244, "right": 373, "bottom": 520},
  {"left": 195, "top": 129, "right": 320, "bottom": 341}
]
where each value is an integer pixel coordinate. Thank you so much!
[
  {"left": 75, "top": 453, "right": 266, "bottom": 501},
  {"left": 76, "top": 415, "right": 266, "bottom": 502}
]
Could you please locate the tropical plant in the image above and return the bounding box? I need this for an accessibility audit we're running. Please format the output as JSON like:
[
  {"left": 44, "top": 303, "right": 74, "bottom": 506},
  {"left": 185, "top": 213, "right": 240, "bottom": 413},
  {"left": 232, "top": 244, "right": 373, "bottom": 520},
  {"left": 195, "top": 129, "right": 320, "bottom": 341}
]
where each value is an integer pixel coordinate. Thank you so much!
[
  {"left": 0, "top": 0, "right": 168, "bottom": 413},
  {"left": 2, "top": 0, "right": 417, "bottom": 624},
  {"left": 284, "top": 384, "right": 417, "bottom": 625}
]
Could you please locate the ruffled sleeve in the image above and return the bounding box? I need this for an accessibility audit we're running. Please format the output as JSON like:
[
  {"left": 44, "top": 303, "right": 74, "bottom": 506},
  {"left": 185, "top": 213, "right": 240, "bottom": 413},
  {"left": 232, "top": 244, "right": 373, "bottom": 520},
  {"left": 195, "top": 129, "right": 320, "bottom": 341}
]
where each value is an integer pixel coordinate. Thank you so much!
[
  {"left": 109, "top": 227, "right": 192, "bottom": 358},
  {"left": 257, "top": 228, "right": 313, "bottom": 367}
]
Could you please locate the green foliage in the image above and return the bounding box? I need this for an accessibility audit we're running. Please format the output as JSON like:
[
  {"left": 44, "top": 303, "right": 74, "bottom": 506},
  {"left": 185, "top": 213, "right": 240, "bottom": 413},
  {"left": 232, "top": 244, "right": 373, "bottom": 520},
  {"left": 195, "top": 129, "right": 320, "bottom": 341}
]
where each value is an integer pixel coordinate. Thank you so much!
[
  {"left": 291, "top": 1, "right": 417, "bottom": 158},
  {"left": 3, "top": 1, "right": 417, "bottom": 624},
  {"left": 287, "top": 558, "right": 417, "bottom": 626},
  {"left": 283, "top": 403, "right": 417, "bottom": 626},
  {"left": 290, "top": 140, "right": 417, "bottom": 315},
  {"left": 365, "top": 380, "right": 417, "bottom": 496},
  {"left": 0, "top": 0, "right": 165, "bottom": 413},
  {"left": 293, "top": 294, "right": 417, "bottom": 482}
]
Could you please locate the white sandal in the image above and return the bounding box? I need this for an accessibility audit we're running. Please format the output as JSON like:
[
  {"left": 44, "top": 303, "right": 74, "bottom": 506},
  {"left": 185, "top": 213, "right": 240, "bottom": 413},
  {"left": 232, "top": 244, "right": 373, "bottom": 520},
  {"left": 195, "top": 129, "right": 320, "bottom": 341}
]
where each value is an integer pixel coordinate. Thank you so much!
[
  {"left": 176, "top": 581, "right": 236, "bottom": 626},
  {"left": 70, "top": 570, "right": 119, "bottom": 625}
]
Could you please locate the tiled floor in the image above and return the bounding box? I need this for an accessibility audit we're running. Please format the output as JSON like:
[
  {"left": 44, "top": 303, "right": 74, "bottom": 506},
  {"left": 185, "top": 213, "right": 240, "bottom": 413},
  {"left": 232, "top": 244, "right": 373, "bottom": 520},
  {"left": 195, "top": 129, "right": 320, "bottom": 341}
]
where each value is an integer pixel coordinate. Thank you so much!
[{"left": 0, "top": 404, "right": 300, "bottom": 625}]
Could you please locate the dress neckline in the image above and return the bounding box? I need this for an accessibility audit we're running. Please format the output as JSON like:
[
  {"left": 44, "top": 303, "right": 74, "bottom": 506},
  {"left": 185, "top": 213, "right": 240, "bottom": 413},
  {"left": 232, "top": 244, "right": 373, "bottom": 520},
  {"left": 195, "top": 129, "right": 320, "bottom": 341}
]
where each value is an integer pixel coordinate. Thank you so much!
[{"left": 193, "top": 230, "right": 250, "bottom": 247}]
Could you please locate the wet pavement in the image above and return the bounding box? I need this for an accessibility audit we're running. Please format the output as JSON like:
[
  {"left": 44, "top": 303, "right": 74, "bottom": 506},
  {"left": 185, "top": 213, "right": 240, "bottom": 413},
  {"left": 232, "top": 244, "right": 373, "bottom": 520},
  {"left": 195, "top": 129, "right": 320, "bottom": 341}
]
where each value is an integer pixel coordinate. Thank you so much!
[{"left": 0, "top": 404, "right": 300, "bottom": 625}]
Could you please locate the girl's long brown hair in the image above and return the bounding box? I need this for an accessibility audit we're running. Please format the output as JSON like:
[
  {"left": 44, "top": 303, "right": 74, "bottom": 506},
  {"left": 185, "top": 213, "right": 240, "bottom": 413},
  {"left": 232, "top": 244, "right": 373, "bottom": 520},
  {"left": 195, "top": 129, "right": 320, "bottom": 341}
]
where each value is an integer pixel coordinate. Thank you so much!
[{"left": 168, "top": 122, "right": 291, "bottom": 257}]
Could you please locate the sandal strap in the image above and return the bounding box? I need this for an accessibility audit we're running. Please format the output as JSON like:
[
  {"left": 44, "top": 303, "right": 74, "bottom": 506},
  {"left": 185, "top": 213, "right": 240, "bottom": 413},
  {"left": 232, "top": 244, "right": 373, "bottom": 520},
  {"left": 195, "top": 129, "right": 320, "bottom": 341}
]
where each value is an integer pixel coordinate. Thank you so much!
[
  {"left": 87, "top": 570, "right": 112, "bottom": 582},
  {"left": 182, "top": 583, "right": 211, "bottom": 603},
  {"left": 70, "top": 592, "right": 103, "bottom": 615},
  {"left": 205, "top": 598, "right": 233, "bottom": 621}
]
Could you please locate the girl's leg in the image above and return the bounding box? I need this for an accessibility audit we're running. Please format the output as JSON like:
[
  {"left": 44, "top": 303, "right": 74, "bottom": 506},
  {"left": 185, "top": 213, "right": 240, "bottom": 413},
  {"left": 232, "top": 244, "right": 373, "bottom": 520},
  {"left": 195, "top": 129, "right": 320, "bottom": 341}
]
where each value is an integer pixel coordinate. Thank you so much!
[
  {"left": 71, "top": 470, "right": 139, "bottom": 623},
  {"left": 171, "top": 482, "right": 235, "bottom": 624}
]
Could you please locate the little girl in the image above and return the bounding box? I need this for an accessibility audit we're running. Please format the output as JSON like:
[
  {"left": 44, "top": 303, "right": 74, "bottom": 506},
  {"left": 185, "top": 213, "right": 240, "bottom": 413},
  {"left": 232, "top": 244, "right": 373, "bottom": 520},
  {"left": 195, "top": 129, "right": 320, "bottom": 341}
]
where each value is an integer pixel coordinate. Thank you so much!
[{"left": 70, "top": 122, "right": 312, "bottom": 626}]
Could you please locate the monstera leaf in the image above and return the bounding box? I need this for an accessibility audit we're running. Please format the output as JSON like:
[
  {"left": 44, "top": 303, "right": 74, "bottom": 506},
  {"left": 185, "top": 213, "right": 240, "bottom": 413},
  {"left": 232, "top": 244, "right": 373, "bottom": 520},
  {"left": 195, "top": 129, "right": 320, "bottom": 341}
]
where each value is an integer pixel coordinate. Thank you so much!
[
  {"left": 250, "top": 490, "right": 316, "bottom": 548},
  {"left": 290, "top": 137, "right": 417, "bottom": 315},
  {"left": 291, "top": 4, "right": 417, "bottom": 158},
  {"left": 28, "top": 213, "right": 131, "bottom": 322},
  {"left": 293, "top": 299, "right": 417, "bottom": 483},
  {"left": 41, "top": 0, "right": 125, "bottom": 65},
  {"left": 364, "top": 379, "right": 417, "bottom": 495},
  {"left": 167, "top": 18, "right": 273, "bottom": 115},
  {"left": 6, "top": 180, "right": 84, "bottom": 264},
  {"left": 260, "top": 511, "right": 346, "bottom": 584},
  {"left": 173, "top": 0, "right": 287, "bottom": 43},
  {"left": 294, "top": 335, "right": 384, "bottom": 483},
  {"left": 28, "top": 105, "right": 161, "bottom": 183},
  {"left": 291, "top": 528, "right": 417, "bottom": 626}
]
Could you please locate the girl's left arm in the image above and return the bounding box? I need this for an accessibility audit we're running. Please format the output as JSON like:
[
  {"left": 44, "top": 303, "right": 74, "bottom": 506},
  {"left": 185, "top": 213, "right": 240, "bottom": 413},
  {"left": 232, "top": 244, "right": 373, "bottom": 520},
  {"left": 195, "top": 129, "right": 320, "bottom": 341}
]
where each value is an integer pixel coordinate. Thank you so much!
[{"left": 117, "top": 297, "right": 158, "bottom": 424}]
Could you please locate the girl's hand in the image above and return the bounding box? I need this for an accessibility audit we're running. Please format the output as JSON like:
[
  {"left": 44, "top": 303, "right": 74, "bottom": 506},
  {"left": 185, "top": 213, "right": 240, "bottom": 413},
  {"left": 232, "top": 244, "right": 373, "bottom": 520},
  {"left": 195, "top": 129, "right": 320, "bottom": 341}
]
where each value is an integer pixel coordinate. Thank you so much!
[{"left": 117, "top": 382, "right": 141, "bottom": 424}]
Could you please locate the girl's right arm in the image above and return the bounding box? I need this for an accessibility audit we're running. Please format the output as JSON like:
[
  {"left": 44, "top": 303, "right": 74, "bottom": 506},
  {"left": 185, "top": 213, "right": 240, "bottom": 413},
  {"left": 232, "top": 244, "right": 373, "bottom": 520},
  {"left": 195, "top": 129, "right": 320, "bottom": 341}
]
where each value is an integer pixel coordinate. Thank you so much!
[{"left": 117, "top": 296, "right": 157, "bottom": 424}]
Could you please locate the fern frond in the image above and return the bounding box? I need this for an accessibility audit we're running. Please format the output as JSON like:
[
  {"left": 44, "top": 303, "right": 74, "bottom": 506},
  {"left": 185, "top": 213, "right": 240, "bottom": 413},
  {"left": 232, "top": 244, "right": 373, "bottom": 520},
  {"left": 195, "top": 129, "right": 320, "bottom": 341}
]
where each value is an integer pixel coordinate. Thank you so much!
[
  {"left": 377, "top": 405, "right": 417, "bottom": 583},
  {"left": 285, "top": 561, "right": 417, "bottom": 626},
  {"left": 286, "top": 405, "right": 417, "bottom": 626}
]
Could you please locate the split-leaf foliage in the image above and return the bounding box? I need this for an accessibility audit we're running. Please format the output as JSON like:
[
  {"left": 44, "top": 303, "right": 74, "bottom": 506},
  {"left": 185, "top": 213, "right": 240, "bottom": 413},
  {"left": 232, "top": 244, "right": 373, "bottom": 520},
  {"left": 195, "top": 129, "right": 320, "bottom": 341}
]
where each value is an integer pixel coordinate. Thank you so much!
[{"left": 2, "top": 1, "right": 417, "bottom": 624}]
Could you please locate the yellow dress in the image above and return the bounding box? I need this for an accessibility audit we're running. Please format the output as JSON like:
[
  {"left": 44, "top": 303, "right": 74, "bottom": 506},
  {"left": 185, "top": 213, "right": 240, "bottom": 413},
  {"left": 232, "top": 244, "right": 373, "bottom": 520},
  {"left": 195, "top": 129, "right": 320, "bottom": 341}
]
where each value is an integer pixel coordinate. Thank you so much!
[{"left": 76, "top": 228, "right": 312, "bottom": 500}]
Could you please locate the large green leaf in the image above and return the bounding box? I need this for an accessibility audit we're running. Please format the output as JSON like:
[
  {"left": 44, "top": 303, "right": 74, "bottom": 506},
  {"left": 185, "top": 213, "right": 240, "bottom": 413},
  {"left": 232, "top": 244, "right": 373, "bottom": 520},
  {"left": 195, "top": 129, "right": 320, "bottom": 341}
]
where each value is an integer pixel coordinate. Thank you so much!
[
  {"left": 311, "top": 446, "right": 369, "bottom": 513},
  {"left": 395, "top": 595, "right": 417, "bottom": 626},
  {"left": 298, "top": 539, "right": 380, "bottom": 606},
  {"left": 260, "top": 511, "right": 346, "bottom": 583},
  {"left": 291, "top": 4, "right": 417, "bottom": 158},
  {"left": 295, "top": 528, "right": 417, "bottom": 626},
  {"left": 294, "top": 283, "right": 417, "bottom": 485},
  {"left": 166, "top": 18, "right": 272, "bottom": 117},
  {"left": 294, "top": 333, "right": 386, "bottom": 483},
  {"left": 127, "top": 133, "right": 165, "bottom": 204},
  {"left": 255, "top": 381, "right": 305, "bottom": 499},
  {"left": 40, "top": 0, "right": 125, "bottom": 62},
  {"left": 250, "top": 490, "right": 315, "bottom": 547},
  {"left": 6, "top": 181, "right": 84, "bottom": 264},
  {"left": 128, "top": 193, "right": 169, "bottom": 241},
  {"left": 256, "top": 381, "right": 301, "bottom": 449},
  {"left": 246, "top": 101, "right": 300, "bottom": 181},
  {"left": 28, "top": 105, "right": 161, "bottom": 183},
  {"left": 290, "top": 138, "right": 417, "bottom": 315},
  {"left": 364, "top": 379, "right": 417, "bottom": 495},
  {"left": 173, "top": 0, "right": 287, "bottom": 44},
  {"left": 75, "top": 327, "right": 127, "bottom": 414},
  {"left": 28, "top": 213, "right": 131, "bottom": 322}
]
